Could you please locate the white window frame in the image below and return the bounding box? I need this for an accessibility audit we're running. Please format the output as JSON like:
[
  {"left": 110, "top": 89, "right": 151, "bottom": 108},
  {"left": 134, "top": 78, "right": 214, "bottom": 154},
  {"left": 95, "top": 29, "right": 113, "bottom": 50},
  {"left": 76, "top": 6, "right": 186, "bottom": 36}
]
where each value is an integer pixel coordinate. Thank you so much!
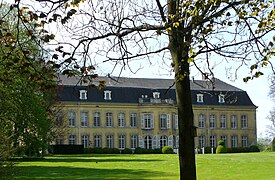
[
  {"left": 106, "top": 135, "right": 114, "bottom": 148},
  {"left": 118, "top": 112, "right": 125, "bottom": 127},
  {"left": 80, "top": 112, "right": 88, "bottom": 127},
  {"left": 241, "top": 115, "right": 248, "bottom": 128},
  {"left": 130, "top": 113, "right": 137, "bottom": 127},
  {"left": 81, "top": 135, "right": 89, "bottom": 148},
  {"left": 68, "top": 111, "right": 76, "bottom": 127},
  {"left": 160, "top": 114, "right": 167, "bottom": 129},
  {"left": 209, "top": 114, "right": 216, "bottom": 128},
  {"left": 153, "top": 92, "right": 160, "bottom": 99},
  {"left": 210, "top": 135, "right": 216, "bottom": 147},
  {"left": 197, "top": 94, "right": 204, "bottom": 103},
  {"left": 141, "top": 113, "right": 154, "bottom": 130},
  {"left": 68, "top": 135, "right": 76, "bottom": 145},
  {"left": 131, "top": 135, "right": 138, "bottom": 149},
  {"left": 174, "top": 114, "right": 178, "bottom": 130},
  {"left": 221, "top": 135, "right": 227, "bottom": 147},
  {"left": 144, "top": 135, "right": 152, "bottom": 149},
  {"left": 79, "top": 90, "right": 87, "bottom": 100},
  {"left": 198, "top": 114, "right": 205, "bottom": 128},
  {"left": 104, "top": 90, "right": 112, "bottom": 100},
  {"left": 106, "top": 112, "right": 113, "bottom": 127},
  {"left": 160, "top": 136, "right": 168, "bottom": 149},
  {"left": 241, "top": 136, "right": 248, "bottom": 147},
  {"left": 218, "top": 94, "right": 225, "bottom": 103},
  {"left": 231, "top": 115, "right": 237, "bottom": 129},
  {"left": 93, "top": 112, "right": 101, "bottom": 127},
  {"left": 94, "top": 135, "right": 101, "bottom": 148},
  {"left": 199, "top": 135, "right": 205, "bottom": 148},
  {"left": 220, "top": 114, "right": 226, "bottom": 128},
  {"left": 118, "top": 135, "right": 125, "bottom": 149},
  {"left": 231, "top": 135, "right": 238, "bottom": 148}
]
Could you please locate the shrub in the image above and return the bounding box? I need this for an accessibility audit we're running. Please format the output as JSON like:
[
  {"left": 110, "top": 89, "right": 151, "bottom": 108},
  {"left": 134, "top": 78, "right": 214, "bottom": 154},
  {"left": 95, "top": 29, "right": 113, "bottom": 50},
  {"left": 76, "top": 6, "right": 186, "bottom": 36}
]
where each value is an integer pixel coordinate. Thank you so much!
[
  {"left": 218, "top": 140, "right": 225, "bottom": 146},
  {"left": 122, "top": 148, "right": 133, "bottom": 154},
  {"left": 272, "top": 138, "right": 275, "bottom": 152},
  {"left": 162, "top": 146, "right": 173, "bottom": 154},
  {"left": 216, "top": 145, "right": 227, "bottom": 154}
]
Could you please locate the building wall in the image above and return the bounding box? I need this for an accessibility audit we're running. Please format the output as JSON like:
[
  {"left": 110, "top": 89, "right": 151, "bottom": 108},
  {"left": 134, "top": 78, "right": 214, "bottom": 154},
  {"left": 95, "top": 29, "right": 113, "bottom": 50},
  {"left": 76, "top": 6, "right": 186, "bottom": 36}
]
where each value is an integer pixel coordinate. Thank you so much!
[{"left": 58, "top": 101, "right": 257, "bottom": 149}]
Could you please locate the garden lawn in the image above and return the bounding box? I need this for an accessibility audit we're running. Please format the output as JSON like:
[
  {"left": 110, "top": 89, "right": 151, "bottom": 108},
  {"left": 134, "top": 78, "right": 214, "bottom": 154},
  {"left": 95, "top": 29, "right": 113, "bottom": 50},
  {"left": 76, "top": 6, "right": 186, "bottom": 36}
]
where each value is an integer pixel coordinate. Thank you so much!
[{"left": 14, "top": 152, "right": 275, "bottom": 180}]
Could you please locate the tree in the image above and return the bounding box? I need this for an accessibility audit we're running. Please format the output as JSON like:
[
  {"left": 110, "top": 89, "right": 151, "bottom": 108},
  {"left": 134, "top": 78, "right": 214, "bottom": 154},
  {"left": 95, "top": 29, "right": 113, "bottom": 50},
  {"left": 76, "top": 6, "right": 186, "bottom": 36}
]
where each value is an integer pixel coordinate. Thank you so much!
[
  {"left": 4, "top": 0, "right": 275, "bottom": 179},
  {"left": 0, "top": 4, "right": 58, "bottom": 157},
  {"left": 267, "top": 76, "right": 275, "bottom": 139}
]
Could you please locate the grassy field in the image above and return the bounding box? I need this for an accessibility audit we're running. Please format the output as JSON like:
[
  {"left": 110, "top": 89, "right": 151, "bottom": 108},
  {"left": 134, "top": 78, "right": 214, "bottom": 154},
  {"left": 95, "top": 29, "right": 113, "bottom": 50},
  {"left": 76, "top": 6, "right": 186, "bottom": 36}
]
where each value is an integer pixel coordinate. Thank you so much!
[{"left": 13, "top": 152, "right": 275, "bottom": 180}]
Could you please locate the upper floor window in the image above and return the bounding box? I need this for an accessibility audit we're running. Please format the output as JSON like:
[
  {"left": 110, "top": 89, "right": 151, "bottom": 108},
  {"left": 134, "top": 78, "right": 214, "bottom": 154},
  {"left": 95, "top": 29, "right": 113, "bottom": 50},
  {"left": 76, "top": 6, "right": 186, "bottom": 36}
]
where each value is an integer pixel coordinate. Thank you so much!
[
  {"left": 104, "top": 90, "right": 112, "bottom": 100},
  {"left": 141, "top": 113, "right": 154, "bottom": 130},
  {"left": 197, "top": 94, "right": 204, "bottom": 103},
  {"left": 106, "top": 112, "right": 113, "bottom": 127},
  {"left": 220, "top": 114, "right": 226, "bottom": 128},
  {"left": 93, "top": 112, "right": 101, "bottom": 127},
  {"left": 130, "top": 113, "right": 137, "bottom": 127},
  {"left": 241, "top": 115, "right": 248, "bottom": 128},
  {"left": 118, "top": 112, "right": 125, "bottom": 127},
  {"left": 198, "top": 114, "right": 205, "bottom": 128},
  {"left": 79, "top": 90, "right": 87, "bottom": 100},
  {"left": 80, "top": 112, "right": 89, "bottom": 127},
  {"left": 153, "top": 92, "right": 160, "bottom": 99},
  {"left": 231, "top": 115, "right": 237, "bottom": 129},
  {"left": 218, "top": 94, "right": 225, "bottom": 103},
  {"left": 160, "top": 114, "right": 170, "bottom": 130},
  {"left": 68, "top": 111, "right": 76, "bottom": 127},
  {"left": 209, "top": 114, "right": 216, "bottom": 128},
  {"left": 173, "top": 114, "right": 178, "bottom": 130}
]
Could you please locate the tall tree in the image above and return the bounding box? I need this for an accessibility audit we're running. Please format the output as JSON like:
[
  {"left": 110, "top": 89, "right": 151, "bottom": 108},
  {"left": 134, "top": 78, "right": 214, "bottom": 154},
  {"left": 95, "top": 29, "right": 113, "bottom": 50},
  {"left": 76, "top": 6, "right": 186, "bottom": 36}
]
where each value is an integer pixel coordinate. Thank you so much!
[
  {"left": 4, "top": 0, "right": 275, "bottom": 179},
  {"left": 0, "top": 4, "right": 58, "bottom": 157}
]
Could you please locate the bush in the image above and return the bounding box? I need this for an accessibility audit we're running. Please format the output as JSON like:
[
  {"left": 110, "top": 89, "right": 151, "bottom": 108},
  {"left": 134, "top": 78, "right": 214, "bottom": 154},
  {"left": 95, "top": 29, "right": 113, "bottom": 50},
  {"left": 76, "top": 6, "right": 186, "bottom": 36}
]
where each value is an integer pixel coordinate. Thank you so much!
[
  {"left": 51, "top": 145, "right": 84, "bottom": 154},
  {"left": 272, "top": 138, "right": 275, "bottom": 152},
  {"left": 102, "top": 148, "right": 120, "bottom": 154},
  {"left": 134, "top": 148, "right": 162, "bottom": 154},
  {"left": 162, "top": 146, "right": 173, "bottom": 154},
  {"left": 122, "top": 148, "right": 133, "bottom": 154},
  {"left": 218, "top": 140, "right": 225, "bottom": 146},
  {"left": 216, "top": 145, "right": 227, "bottom": 154}
]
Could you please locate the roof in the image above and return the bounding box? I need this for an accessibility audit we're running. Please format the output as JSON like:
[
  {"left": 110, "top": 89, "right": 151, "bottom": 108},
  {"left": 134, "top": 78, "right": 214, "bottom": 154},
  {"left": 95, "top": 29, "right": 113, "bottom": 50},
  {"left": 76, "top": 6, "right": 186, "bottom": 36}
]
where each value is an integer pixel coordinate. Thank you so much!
[
  {"left": 57, "top": 75, "right": 256, "bottom": 107},
  {"left": 57, "top": 74, "right": 243, "bottom": 91}
]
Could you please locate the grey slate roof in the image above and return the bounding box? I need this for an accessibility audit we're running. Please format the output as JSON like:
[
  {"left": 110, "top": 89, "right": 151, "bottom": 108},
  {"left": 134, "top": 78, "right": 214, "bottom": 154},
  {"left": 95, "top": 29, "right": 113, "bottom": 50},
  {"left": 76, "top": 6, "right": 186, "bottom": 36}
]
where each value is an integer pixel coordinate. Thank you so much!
[{"left": 57, "top": 75, "right": 256, "bottom": 107}]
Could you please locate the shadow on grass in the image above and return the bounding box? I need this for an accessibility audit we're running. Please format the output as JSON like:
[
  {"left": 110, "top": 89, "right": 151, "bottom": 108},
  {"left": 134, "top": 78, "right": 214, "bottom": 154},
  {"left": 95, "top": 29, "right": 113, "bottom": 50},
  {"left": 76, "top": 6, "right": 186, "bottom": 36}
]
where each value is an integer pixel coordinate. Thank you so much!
[{"left": 14, "top": 166, "right": 169, "bottom": 179}]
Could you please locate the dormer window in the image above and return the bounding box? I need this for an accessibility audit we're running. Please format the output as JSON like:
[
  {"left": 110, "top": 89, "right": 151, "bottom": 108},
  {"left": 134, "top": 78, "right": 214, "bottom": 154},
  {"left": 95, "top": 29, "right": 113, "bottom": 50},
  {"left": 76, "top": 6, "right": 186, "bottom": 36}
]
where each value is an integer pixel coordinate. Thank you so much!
[
  {"left": 197, "top": 94, "right": 203, "bottom": 103},
  {"left": 79, "top": 90, "right": 87, "bottom": 100},
  {"left": 104, "top": 90, "right": 112, "bottom": 100},
  {"left": 218, "top": 94, "right": 225, "bottom": 103},
  {"left": 153, "top": 92, "right": 160, "bottom": 99}
]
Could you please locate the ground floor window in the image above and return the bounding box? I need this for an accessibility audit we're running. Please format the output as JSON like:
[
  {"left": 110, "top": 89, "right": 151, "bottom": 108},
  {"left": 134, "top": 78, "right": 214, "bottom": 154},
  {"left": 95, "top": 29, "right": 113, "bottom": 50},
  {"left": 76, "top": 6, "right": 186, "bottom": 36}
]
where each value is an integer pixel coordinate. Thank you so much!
[
  {"left": 160, "top": 136, "right": 167, "bottom": 149},
  {"left": 106, "top": 135, "right": 114, "bottom": 148},
  {"left": 198, "top": 135, "right": 205, "bottom": 148},
  {"left": 68, "top": 135, "right": 76, "bottom": 145},
  {"left": 118, "top": 135, "right": 125, "bottom": 149},
  {"left": 231, "top": 135, "right": 238, "bottom": 148},
  {"left": 144, "top": 136, "right": 152, "bottom": 149},
  {"left": 82, "top": 135, "right": 89, "bottom": 148},
  {"left": 94, "top": 135, "right": 101, "bottom": 148},
  {"left": 241, "top": 136, "right": 248, "bottom": 147},
  {"left": 131, "top": 135, "right": 138, "bottom": 149}
]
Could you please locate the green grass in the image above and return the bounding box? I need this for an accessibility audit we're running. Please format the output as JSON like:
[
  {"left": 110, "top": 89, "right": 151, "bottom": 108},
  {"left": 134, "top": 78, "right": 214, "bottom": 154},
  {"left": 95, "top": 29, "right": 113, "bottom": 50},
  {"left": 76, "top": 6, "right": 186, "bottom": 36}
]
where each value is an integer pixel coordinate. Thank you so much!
[{"left": 13, "top": 152, "right": 275, "bottom": 180}]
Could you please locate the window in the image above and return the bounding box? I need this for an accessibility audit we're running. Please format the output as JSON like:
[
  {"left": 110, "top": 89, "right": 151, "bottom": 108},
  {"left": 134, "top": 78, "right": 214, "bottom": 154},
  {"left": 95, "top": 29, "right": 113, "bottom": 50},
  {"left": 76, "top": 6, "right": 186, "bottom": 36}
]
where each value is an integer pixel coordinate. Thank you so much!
[
  {"left": 141, "top": 113, "right": 154, "bottom": 129},
  {"left": 197, "top": 94, "right": 204, "bottom": 103},
  {"left": 56, "top": 111, "right": 64, "bottom": 126},
  {"left": 209, "top": 114, "right": 216, "bottom": 128},
  {"left": 198, "top": 114, "right": 205, "bottom": 128},
  {"left": 231, "top": 135, "right": 238, "bottom": 148},
  {"left": 241, "top": 115, "right": 248, "bottom": 128},
  {"left": 153, "top": 92, "right": 160, "bottom": 99},
  {"left": 160, "top": 114, "right": 167, "bottom": 129},
  {"left": 198, "top": 135, "right": 205, "bottom": 148},
  {"left": 242, "top": 136, "right": 248, "bottom": 147},
  {"left": 221, "top": 135, "right": 227, "bottom": 147},
  {"left": 81, "top": 112, "right": 88, "bottom": 127},
  {"left": 173, "top": 114, "right": 178, "bottom": 130},
  {"left": 131, "top": 135, "right": 138, "bottom": 149},
  {"left": 210, "top": 135, "right": 216, "bottom": 147},
  {"left": 118, "top": 113, "right": 125, "bottom": 127},
  {"left": 104, "top": 90, "right": 112, "bottom": 100},
  {"left": 106, "top": 135, "right": 114, "bottom": 148},
  {"left": 231, "top": 115, "right": 237, "bottom": 129},
  {"left": 118, "top": 135, "right": 125, "bottom": 149},
  {"left": 160, "top": 136, "right": 168, "bottom": 149},
  {"left": 144, "top": 136, "right": 152, "bottom": 149},
  {"left": 56, "top": 137, "right": 64, "bottom": 145},
  {"left": 93, "top": 112, "right": 101, "bottom": 127},
  {"left": 68, "top": 111, "right": 76, "bottom": 127},
  {"left": 130, "top": 113, "right": 137, "bottom": 127},
  {"left": 68, "top": 135, "right": 76, "bottom": 145},
  {"left": 106, "top": 112, "right": 113, "bottom": 127},
  {"left": 82, "top": 135, "right": 89, "bottom": 148},
  {"left": 79, "top": 90, "right": 87, "bottom": 100},
  {"left": 220, "top": 114, "right": 226, "bottom": 128},
  {"left": 94, "top": 135, "right": 101, "bottom": 148},
  {"left": 218, "top": 94, "right": 225, "bottom": 103}
]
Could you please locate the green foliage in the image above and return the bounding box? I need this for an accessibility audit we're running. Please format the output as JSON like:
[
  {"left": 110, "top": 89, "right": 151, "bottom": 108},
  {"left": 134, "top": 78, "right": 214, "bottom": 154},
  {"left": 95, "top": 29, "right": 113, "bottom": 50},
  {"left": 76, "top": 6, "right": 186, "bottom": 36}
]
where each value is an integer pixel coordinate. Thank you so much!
[
  {"left": 216, "top": 145, "right": 227, "bottom": 154},
  {"left": 218, "top": 140, "right": 225, "bottom": 146},
  {"left": 162, "top": 146, "right": 174, "bottom": 154},
  {"left": 134, "top": 148, "right": 162, "bottom": 154}
]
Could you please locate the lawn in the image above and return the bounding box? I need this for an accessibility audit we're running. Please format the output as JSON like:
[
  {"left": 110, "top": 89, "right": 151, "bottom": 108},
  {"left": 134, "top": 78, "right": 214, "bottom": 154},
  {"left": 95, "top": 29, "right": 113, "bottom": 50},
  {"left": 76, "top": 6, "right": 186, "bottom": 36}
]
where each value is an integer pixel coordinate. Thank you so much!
[{"left": 13, "top": 152, "right": 275, "bottom": 180}]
